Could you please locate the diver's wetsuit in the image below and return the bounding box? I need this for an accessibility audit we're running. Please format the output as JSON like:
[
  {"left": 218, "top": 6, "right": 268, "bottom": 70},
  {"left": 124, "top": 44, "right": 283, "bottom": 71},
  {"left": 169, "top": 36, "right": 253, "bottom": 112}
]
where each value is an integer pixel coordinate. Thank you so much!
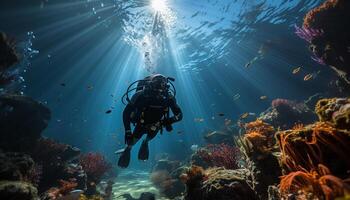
[{"left": 118, "top": 89, "right": 182, "bottom": 168}]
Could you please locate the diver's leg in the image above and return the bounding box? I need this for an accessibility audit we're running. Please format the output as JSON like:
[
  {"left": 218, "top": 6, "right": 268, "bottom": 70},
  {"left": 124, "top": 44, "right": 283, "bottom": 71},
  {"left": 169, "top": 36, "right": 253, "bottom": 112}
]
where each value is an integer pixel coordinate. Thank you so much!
[
  {"left": 138, "top": 128, "right": 158, "bottom": 161},
  {"left": 118, "top": 125, "right": 144, "bottom": 168}
]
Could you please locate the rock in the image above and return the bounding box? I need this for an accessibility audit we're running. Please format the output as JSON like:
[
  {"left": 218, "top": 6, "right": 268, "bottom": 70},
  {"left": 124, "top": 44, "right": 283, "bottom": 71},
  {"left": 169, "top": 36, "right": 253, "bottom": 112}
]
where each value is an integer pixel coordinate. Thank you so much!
[
  {"left": 303, "top": 0, "right": 350, "bottom": 80},
  {"left": 0, "top": 32, "right": 19, "bottom": 72},
  {"left": 0, "top": 151, "right": 35, "bottom": 181},
  {"left": 0, "top": 94, "right": 51, "bottom": 152},
  {"left": 0, "top": 181, "right": 39, "bottom": 200},
  {"left": 259, "top": 99, "right": 316, "bottom": 129},
  {"left": 316, "top": 98, "right": 350, "bottom": 130}
]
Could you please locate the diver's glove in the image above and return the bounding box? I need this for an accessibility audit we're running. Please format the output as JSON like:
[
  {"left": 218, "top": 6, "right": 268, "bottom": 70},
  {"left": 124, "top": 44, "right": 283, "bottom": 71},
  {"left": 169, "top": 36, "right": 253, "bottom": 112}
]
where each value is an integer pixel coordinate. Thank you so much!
[
  {"left": 162, "top": 119, "right": 173, "bottom": 132},
  {"left": 125, "top": 130, "right": 133, "bottom": 145}
]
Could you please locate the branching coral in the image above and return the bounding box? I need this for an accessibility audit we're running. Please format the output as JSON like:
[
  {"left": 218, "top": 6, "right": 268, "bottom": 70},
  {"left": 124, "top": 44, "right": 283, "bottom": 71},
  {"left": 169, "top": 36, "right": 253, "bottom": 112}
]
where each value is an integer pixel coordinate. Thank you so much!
[
  {"left": 196, "top": 144, "right": 240, "bottom": 169},
  {"left": 280, "top": 164, "right": 349, "bottom": 200},
  {"left": 276, "top": 122, "right": 350, "bottom": 178},
  {"left": 79, "top": 153, "right": 111, "bottom": 183}
]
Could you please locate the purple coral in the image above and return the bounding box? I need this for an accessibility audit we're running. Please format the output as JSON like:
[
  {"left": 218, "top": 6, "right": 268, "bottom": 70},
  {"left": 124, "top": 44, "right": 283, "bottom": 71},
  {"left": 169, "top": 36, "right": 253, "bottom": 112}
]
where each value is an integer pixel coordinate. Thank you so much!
[
  {"left": 294, "top": 25, "right": 323, "bottom": 43},
  {"left": 295, "top": 25, "right": 326, "bottom": 65}
]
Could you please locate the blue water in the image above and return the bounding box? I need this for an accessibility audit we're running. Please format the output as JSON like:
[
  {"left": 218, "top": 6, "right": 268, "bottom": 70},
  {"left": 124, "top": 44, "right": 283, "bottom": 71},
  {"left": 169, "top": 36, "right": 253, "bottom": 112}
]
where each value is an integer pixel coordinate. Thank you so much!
[{"left": 0, "top": 0, "right": 329, "bottom": 171}]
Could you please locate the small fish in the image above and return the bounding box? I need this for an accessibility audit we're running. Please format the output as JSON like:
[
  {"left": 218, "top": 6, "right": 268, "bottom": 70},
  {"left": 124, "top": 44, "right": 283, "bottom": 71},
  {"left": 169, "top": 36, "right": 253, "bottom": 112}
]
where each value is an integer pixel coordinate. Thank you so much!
[
  {"left": 292, "top": 67, "right": 301, "bottom": 74},
  {"left": 224, "top": 119, "right": 232, "bottom": 126},
  {"left": 218, "top": 113, "right": 225, "bottom": 117},
  {"left": 260, "top": 96, "right": 268, "bottom": 100},
  {"left": 245, "top": 62, "right": 251, "bottom": 68},
  {"left": 105, "top": 110, "right": 112, "bottom": 114},
  {"left": 211, "top": 116, "right": 215, "bottom": 120},
  {"left": 177, "top": 130, "right": 184, "bottom": 134},
  {"left": 190, "top": 144, "right": 199, "bottom": 151},
  {"left": 87, "top": 85, "right": 94, "bottom": 90},
  {"left": 233, "top": 93, "right": 240, "bottom": 101},
  {"left": 304, "top": 74, "right": 313, "bottom": 81},
  {"left": 60, "top": 83, "right": 66, "bottom": 87},
  {"left": 194, "top": 118, "right": 204, "bottom": 122},
  {"left": 240, "top": 113, "right": 249, "bottom": 119}
]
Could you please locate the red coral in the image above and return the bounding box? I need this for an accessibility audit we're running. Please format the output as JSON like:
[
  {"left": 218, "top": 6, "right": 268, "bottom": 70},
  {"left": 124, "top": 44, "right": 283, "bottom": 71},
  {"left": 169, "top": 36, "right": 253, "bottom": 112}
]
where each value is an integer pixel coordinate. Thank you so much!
[
  {"left": 46, "top": 179, "right": 77, "bottom": 199},
  {"left": 197, "top": 144, "right": 240, "bottom": 169},
  {"left": 79, "top": 152, "right": 111, "bottom": 183}
]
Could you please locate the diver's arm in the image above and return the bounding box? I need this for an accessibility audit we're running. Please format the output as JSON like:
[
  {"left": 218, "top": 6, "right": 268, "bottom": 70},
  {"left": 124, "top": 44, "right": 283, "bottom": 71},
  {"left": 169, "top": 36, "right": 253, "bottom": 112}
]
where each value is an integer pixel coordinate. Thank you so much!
[
  {"left": 122, "top": 104, "right": 133, "bottom": 132},
  {"left": 168, "top": 96, "right": 183, "bottom": 123}
]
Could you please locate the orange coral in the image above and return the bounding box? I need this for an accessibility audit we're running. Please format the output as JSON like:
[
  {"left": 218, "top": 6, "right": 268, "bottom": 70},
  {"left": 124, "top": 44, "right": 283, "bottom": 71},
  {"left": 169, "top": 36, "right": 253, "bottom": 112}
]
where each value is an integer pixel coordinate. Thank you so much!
[
  {"left": 280, "top": 164, "right": 348, "bottom": 200},
  {"left": 243, "top": 120, "right": 276, "bottom": 154},
  {"left": 277, "top": 122, "right": 350, "bottom": 175}
]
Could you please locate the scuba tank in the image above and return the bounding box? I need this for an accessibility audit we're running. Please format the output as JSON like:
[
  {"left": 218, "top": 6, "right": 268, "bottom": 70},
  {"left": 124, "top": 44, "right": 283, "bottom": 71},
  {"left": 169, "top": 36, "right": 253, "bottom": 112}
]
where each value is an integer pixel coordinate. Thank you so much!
[{"left": 121, "top": 74, "right": 176, "bottom": 105}]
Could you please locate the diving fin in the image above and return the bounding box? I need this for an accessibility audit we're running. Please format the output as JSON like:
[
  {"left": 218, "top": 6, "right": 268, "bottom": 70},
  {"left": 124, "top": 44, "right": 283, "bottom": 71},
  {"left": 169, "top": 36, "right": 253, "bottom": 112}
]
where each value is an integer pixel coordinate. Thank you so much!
[
  {"left": 115, "top": 148, "right": 126, "bottom": 155},
  {"left": 138, "top": 140, "right": 149, "bottom": 161},
  {"left": 118, "top": 147, "right": 131, "bottom": 168}
]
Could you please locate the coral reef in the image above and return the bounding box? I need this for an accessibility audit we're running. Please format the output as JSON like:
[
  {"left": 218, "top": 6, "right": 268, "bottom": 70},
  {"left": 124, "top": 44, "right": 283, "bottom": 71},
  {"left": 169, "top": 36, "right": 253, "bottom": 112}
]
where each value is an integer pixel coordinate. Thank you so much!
[
  {"left": 236, "top": 119, "right": 281, "bottom": 199},
  {"left": 0, "top": 151, "right": 35, "bottom": 182},
  {"left": 44, "top": 179, "right": 78, "bottom": 200},
  {"left": 301, "top": 0, "right": 350, "bottom": 81},
  {"left": 182, "top": 166, "right": 258, "bottom": 200},
  {"left": 280, "top": 164, "right": 350, "bottom": 200},
  {"left": 150, "top": 159, "right": 185, "bottom": 198},
  {"left": 193, "top": 144, "right": 240, "bottom": 170},
  {"left": 0, "top": 181, "right": 38, "bottom": 200},
  {"left": 79, "top": 153, "right": 111, "bottom": 184},
  {"left": 0, "top": 94, "right": 51, "bottom": 152},
  {"left": 316, "top": 98, "right": 350, "bottom": 130},
  {"left": 274, "top": 98, "right": 350, "bottom": 199},
  {"left": 150, "top": 170, "right": 182, "bottom": 199},
  {"left": 276, "top": 121, "right": 350, "bottom": 177},
  {"left": 259, "top": 98, "right": 316, "bottom": 129}
]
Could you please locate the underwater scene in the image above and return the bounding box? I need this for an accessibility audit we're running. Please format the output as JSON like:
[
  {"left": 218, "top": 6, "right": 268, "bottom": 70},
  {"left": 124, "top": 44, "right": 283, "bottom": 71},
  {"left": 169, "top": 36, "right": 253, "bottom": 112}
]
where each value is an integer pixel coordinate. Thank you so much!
[{"left": 1, "top": 0, "right": 350, "bottom": 199}]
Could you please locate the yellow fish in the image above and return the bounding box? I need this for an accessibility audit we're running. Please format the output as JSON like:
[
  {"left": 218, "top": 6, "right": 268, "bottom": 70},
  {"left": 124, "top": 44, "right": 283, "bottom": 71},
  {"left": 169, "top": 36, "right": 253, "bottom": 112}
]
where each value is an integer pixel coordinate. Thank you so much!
[
  {"left": 304, "top": 74, "right": 313, "bottom": 81},
  {"left": 292, "top": 67, "right": 301, "bottom": 74},
  {"left": 240, "top": 113, "right": 249, "bottom": 119},
  {"left": 260, "top": 96, "right": 268, "bottom": 100}
]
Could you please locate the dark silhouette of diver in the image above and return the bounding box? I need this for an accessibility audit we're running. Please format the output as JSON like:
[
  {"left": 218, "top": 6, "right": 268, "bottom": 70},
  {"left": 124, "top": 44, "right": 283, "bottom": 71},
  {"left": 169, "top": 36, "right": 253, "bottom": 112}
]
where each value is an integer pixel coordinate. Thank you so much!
[{"left": 118, "top": 74, "right": 183, "bottom": 168}]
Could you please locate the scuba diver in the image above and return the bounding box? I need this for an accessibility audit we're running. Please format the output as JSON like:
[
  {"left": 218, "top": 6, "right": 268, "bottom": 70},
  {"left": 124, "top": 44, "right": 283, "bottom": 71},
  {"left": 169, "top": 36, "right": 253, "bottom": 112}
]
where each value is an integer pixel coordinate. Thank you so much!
[{"left": 117, "top": 74, "right": 183, "bottom": 168}]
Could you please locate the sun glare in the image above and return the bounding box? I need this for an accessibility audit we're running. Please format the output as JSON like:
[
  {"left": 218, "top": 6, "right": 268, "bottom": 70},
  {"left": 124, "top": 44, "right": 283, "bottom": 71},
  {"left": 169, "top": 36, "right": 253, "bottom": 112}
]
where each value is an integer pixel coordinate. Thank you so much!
[{"left": 151, "top": 0, "right": 167, "bottom": 12}]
